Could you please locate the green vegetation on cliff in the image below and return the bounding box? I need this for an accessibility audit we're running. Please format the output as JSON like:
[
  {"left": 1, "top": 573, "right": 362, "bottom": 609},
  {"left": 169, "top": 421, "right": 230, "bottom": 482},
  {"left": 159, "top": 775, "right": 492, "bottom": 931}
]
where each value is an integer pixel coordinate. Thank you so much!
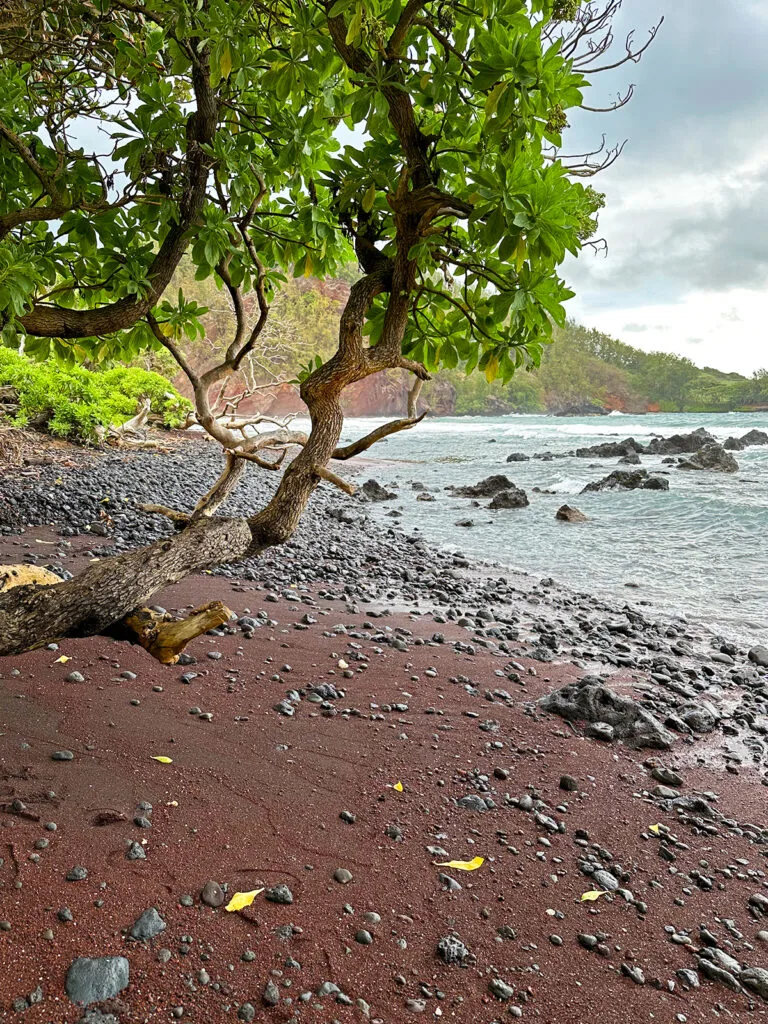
[{"left": 163, "top": 267, "right": 764, "bottom": 415}]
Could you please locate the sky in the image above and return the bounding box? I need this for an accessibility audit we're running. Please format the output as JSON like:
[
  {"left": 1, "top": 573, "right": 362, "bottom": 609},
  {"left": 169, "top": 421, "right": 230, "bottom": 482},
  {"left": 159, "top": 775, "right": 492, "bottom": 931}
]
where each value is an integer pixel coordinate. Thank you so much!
[{"left": 562, "top": 0, "right": 768, "bottom": 376}]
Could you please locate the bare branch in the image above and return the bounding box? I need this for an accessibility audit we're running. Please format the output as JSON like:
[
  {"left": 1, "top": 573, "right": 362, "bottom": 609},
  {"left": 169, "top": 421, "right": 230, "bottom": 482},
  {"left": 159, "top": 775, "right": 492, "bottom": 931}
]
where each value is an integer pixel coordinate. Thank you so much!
[
  {"left": 387, "top": 0, "right": 424, "bottom": 56},
  {"left": 227, "top": 447, "right": 288, "bottom": 470},
  {"left": 315, "top": 465, "right": 356, "bottom": 495}
]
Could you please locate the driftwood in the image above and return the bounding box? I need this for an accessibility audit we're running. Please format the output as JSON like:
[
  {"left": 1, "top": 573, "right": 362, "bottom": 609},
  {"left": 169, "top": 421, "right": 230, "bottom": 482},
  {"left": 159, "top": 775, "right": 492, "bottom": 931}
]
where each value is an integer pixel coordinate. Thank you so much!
[{"left": 0, "top": 560, "right": 233, "bottom": 664}]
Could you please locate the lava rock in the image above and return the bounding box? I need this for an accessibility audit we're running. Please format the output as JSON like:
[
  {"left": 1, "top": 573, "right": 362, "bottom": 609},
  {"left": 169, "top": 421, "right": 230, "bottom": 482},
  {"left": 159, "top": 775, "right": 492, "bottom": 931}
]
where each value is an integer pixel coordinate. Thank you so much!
[
  {"left": 488, "top": 487, "right": 529, "bottom": 510},
  {"left": 65, "top": 957, "right": 130, "bottom": 1005},
  {"left": 265, "top": 883, "right": 294, "bottom": 905},
  {"left": 437, "top": 935, "right": 470, "bottom": 965},
  {"left": 362, "top": 479, "right": 395, "bottom": 502},
  {"left": 450, "top": 475, "right": 516, "bottom": 498},
  {"left": 677, "top": 443, "right": 738, "bottom": 473},
  {"left": 555, "top": 504, "right": 588, "bottom": 523},
  {"left": 539, "top": 676, "right": 675, "bottom": 749},
  {"left": 582, "top": 469, "right": 669, "bottom": 493},
  {"left": 129, "top": 907, "right": 166, "bottom": 940}
]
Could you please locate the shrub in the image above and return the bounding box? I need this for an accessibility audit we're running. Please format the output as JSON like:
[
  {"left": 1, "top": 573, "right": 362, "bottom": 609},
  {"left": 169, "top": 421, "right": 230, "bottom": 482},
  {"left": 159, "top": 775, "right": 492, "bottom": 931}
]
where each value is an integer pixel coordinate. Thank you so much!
[{"left": 0, "top": 349, "right": 191, "bottom": 442}]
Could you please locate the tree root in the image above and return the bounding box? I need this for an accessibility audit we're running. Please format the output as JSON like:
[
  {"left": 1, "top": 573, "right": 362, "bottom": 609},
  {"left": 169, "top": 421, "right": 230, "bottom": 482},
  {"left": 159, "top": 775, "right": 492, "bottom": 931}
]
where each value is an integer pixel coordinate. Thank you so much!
[
  {"left": 0, "top": 542, "right": 238, "bottom": 664},
  {"left": 109, "top": 601, "right": 233, "bottom": 665}
]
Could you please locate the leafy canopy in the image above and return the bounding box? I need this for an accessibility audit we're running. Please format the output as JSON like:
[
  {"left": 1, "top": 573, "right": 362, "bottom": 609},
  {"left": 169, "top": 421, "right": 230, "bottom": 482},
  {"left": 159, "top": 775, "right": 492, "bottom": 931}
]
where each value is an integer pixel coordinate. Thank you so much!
[{"left": 0, "top": 0, "right": 606, "bottom": 386}]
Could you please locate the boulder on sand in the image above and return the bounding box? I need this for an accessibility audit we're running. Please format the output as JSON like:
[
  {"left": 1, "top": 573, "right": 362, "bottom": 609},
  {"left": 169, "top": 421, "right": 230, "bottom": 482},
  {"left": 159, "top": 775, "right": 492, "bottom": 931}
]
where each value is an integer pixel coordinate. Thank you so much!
[
  {"left": 66, "top": 957, "right": 130, "bottom": 1005},
  {"left": 555, "top": 504, "right": 588, "bottom": 523},
  {"left": 488, "top": 487, "right": 529, "bottom": 510},
  {"left": 539, "top": 676, "right": 675, "bottom": 749},
  {"left": 450, "top": 474, "right": 515, "bottom": 498},
  {"left": 677, "top": 443, "right": 738, "bottom": 473},
  {"left": 581, "top": 470, "right": 669, "bottom": 493}
]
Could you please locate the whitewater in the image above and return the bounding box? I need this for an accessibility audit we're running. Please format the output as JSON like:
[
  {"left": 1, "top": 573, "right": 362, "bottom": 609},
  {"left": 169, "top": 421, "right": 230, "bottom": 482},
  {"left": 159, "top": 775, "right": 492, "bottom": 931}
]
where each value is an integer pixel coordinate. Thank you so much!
[{"left": 321, "top": 411, "right": 768, "bottom": 643}]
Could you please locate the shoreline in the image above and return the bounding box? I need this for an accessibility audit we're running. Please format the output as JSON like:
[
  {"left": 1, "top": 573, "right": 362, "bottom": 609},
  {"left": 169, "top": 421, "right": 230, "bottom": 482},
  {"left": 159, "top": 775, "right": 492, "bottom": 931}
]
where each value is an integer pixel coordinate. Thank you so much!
[{"left": 2, "top": 434, "right": 768, "bottom": 1021}]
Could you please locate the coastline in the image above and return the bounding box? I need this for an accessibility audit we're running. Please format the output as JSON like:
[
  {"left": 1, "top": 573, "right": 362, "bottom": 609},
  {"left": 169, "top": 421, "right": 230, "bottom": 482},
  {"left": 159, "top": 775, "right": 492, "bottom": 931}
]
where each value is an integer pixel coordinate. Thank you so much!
[{"left": 1, "top": 435, "right": 768, "bottom": 1021}]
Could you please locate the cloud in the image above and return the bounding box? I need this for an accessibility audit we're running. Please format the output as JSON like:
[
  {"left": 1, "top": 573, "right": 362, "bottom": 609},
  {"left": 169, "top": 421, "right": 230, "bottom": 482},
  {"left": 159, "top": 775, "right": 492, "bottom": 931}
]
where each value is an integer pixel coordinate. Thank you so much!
[{"left": 557, "top": 2, "right": 768, "bottom": 375}]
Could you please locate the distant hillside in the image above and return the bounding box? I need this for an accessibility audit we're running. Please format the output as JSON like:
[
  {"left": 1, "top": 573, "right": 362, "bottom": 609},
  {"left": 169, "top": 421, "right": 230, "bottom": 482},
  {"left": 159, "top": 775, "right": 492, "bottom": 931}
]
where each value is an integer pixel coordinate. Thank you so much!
[
  {"left": 155, "top": 267, "right": 767, "bottom": 417},
  {"left": 443, "top": 321, "right": 768, "bottom": 416}
]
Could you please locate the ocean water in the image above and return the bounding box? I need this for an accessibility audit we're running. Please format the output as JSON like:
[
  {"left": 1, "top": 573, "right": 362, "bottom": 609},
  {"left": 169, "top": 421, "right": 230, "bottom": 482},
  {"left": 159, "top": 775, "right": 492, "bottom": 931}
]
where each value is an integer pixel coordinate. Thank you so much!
[{"left": 326, "top": 412, "right": 768, "bottom": 643}]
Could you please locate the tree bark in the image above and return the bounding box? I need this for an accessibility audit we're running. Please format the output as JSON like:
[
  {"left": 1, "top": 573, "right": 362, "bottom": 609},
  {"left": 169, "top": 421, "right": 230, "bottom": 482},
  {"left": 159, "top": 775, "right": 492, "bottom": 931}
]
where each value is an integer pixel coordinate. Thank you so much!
[{"left": 0, "top": 517, "right": 251, "bottom": 657}]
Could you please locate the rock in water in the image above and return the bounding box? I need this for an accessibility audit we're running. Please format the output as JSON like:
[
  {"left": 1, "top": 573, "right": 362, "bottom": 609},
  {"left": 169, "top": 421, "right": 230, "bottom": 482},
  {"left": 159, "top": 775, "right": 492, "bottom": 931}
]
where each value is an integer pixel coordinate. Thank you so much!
[
  {"left": 488, "top": 487, "right": 529, "bottom": 510},
  {"left": 645, "top": 429, "right": 714, "bottom": 455},
  {"left": 555, "top": 504, "right": 588, "bottom": 523},
  {"left": 748, "top": 646, "right": 768, "bottom": 668},
  {"left": 575, "top": 438, "right": 644, "bottom": 458},
  {"left": 581, "top": 470, "right": 669, "bottom": 493},
  {"left": 741, "top": 429, "right": 768, "bottom": 446},
  {"left": 505, "top": 452, "right": 530, "bottom": 462},
  {"left": 539, "top": 676, "right": 675, "bottom": 749},
  {"left": 450, "top": 474, "right": 515, "bottom": 498},
  {"left": 361, "top": 479, "right": 395, "bottom": 501},
  {"left": 66, "top": 957, "right": 130, "bottom": 1005},
  {"left": 677, "top": 443, "right": 738, "bottom": 473}
]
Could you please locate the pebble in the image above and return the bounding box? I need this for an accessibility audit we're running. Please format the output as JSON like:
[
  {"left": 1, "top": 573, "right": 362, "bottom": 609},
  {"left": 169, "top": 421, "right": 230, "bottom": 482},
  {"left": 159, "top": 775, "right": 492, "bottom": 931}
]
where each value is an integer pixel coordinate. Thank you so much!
[
  {"left": 265, "top": 883, "right": 294, "bottom": 905},
  {"left": 201, "top": 880, "right": 225, "bottom": 908},
  {"left": 263, "top": 980, "right": 280, "bottom": 1006},
  {"left": 334, "top": 868, "right": 353, "bottom": 884}
]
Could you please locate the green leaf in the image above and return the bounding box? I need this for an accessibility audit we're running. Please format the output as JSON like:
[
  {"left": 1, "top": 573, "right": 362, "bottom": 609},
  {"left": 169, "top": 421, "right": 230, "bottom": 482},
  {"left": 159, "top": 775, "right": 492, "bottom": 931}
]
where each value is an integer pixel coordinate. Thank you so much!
[
  {"left": 220, "top": 43, "right": 233, "bottom": 79},
  {"left": 362, "top": 182, "right": 376, "bottom": 213}
]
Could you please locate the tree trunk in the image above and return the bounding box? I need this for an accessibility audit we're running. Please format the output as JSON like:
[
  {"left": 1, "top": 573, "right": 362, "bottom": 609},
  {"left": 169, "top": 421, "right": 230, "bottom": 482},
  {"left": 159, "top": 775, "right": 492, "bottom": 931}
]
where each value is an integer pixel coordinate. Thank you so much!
[{"left": 0, "top": 517, "right": 251, "bottom": 657}]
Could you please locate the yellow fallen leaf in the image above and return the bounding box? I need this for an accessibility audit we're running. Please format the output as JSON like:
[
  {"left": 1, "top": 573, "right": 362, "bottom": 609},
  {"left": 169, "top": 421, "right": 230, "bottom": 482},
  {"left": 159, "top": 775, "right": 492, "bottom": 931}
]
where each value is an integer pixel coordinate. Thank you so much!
[
  {"left": 580, "top": 890, "right": 609, "bottom": 902},
  {"left": 225, "top": 888, "right": 264, "bottom": 912},
  {"left": 55, "top": 655, "right": 71, "bottom": 663},
  {"left": 393, "top": 781, "right": 404, "bottom": 792},
  {"left": 151, "top": 755, "right": 173, "bottom": 764},
  {"left": 648, "top": 824, "right": 662, "bottom": 836},
  {"left": 435, "top": 856, "right": 484, "bottom": 871}
]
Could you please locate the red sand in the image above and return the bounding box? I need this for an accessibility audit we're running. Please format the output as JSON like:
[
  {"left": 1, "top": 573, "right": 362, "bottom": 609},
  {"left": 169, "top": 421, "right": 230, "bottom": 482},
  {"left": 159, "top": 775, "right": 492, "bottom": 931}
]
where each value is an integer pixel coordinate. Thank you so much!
[{"left": 1, "top": 535, "right": 766, "bottom": 1022}]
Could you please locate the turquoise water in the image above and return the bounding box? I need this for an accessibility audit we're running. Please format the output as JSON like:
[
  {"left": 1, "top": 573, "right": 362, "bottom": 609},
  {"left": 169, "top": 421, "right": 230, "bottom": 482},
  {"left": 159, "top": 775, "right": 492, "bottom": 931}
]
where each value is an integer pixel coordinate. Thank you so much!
[{"left": 333, "top": 412, "right": 768, "bottom": 642}]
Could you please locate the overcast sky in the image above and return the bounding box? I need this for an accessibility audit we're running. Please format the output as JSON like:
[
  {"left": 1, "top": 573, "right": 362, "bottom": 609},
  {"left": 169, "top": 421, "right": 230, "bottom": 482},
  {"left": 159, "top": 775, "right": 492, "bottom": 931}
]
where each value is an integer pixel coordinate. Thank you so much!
[{"left": 562, "top": 0, "right": 768, "bottom": 375}]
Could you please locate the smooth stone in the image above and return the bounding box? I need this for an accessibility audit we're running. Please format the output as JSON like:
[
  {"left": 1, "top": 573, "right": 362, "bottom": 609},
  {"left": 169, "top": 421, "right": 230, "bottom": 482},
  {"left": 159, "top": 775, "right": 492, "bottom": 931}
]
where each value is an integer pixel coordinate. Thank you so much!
[{"left": 201, "top": 880, "right": 225, "bottom": 908}]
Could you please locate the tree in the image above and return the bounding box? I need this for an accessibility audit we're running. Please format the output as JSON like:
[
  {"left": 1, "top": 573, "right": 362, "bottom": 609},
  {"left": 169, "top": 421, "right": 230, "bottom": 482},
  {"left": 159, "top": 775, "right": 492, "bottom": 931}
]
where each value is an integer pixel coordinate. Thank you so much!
[{"left": 0, "top": 0, "right": 660, "bottom": 660}]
